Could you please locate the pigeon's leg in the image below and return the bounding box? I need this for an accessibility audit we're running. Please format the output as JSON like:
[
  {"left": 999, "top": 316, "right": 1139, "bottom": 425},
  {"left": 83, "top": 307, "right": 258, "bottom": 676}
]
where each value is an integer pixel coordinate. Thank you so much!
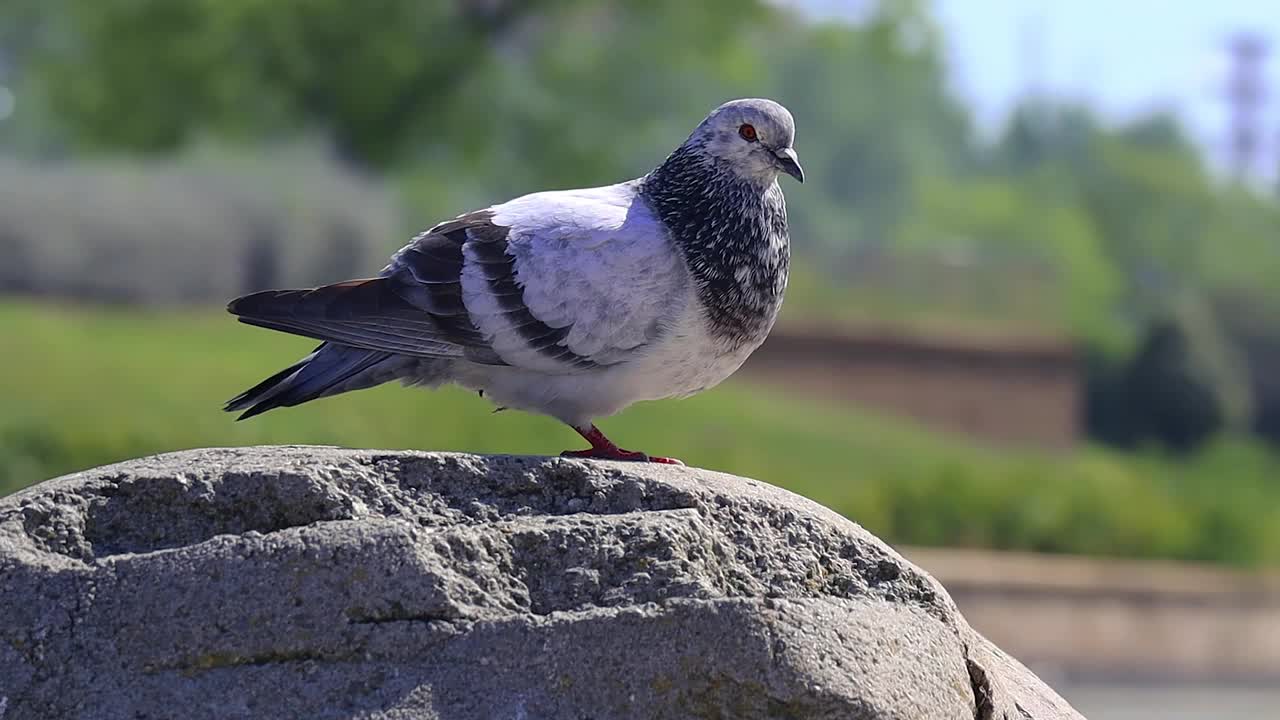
[{"left": 561, "top": 425, "right": 684, "bottom": 465}]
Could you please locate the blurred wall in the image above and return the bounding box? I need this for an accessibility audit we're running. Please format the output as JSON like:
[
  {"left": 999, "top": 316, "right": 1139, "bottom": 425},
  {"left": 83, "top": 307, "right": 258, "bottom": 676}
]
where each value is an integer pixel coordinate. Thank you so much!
[
  {"left": 907, "top": 546, "right": 1280, "bottom": 681},
  {"left": 746, "top": 328, "right": 1080, "bottom": 448}
]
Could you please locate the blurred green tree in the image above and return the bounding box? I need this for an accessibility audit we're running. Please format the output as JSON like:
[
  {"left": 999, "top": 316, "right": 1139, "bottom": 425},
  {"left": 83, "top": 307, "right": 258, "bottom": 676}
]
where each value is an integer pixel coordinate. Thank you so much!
[{"left": 34, "top": 0, "right": 567, "bottom": 166}]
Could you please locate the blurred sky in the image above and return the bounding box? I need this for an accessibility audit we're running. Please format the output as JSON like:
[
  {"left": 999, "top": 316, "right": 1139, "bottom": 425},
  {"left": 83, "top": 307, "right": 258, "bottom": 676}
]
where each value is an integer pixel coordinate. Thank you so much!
[{"left": 798, "top": 0, "right": 1280, "bottom": 174}]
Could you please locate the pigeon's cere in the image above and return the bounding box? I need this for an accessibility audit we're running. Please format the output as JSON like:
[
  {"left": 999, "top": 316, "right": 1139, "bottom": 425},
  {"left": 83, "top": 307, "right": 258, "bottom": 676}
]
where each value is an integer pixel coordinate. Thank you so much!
[{"left": 226, "top": 98, "right": 803, "bottom": 464}]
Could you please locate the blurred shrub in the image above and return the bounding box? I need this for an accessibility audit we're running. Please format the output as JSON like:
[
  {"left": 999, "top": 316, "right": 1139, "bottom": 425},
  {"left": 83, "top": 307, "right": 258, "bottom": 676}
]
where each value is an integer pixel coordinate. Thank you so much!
[
  {"left": 0, "top": 143, "right": 397, "bottom": 305},
  {"left": 1085, "top": 310, "right": 1239, "bottom": 452},
  {"left": 864, "top": 438, "right": 1280, "bottom": 566},
  {"left": 1083, "top": 349, "right": 1141, "bottom": 447},
  {"left": 1127, "top": 321, "right": 1224, "bottom": 451}
]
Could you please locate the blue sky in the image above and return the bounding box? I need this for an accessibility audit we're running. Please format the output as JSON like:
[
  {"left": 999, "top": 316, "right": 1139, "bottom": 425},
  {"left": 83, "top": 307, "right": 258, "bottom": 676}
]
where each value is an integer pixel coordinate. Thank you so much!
[{"left": 798, "top": 0, "right": 1280, "bottom": 174}]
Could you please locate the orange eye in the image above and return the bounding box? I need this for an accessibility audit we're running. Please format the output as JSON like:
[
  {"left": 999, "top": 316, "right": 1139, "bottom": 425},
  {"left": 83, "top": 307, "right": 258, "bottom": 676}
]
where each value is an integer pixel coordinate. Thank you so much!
[{"left": 738, "top": 123, "right": 758, "bottom": 142}]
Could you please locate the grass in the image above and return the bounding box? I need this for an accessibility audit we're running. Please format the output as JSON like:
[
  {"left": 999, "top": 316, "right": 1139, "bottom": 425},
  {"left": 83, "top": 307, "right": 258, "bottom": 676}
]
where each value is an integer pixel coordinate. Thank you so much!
[{"left": 6, "top": 299, "right": 1280, "bottom": 566}]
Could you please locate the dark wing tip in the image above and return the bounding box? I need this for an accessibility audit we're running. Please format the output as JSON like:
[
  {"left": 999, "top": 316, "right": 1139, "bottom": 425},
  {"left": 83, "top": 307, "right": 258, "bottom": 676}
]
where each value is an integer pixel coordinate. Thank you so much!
[
  {"left": 227, "top": 290, "right": 266, "bottom": 317},
  {"left": 226, "top": 289, "right": 278, "bottom": 316},
  {"left": 227, "top": 289, "right": 296, "bottom": 318}
]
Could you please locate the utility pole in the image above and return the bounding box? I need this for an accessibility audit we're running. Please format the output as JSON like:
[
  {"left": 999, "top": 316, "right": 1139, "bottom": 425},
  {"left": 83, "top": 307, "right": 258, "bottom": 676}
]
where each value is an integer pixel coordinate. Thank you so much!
[{"left": 1223, "top": 32, "right": 1269, "bottom": 181}]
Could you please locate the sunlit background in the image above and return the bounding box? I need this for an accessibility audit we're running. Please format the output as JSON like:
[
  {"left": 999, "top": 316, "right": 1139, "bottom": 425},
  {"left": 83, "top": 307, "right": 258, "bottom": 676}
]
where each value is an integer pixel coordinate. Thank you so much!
[{"left": 4, "top": 1, "right": 1279, "bottom": 716}]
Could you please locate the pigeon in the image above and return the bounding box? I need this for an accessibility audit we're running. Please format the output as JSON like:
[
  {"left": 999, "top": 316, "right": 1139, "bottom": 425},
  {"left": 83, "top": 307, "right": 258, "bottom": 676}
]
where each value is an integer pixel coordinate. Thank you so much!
[{"left": 226, "top": 98, "right": 803, "bottom": 464}]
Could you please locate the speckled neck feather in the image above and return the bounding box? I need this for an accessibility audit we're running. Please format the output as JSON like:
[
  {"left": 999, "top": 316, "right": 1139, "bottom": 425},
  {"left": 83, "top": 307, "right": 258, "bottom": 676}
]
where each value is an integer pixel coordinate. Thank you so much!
[{"left": 640, "top": 144, "right": 790, "bottom": 348}]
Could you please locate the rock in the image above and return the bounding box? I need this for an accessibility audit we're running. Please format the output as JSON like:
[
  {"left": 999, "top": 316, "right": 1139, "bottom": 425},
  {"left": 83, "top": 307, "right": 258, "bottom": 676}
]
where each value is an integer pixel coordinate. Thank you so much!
[{"left": 0, "top": 447, "right": 1083, "bottom": 719}]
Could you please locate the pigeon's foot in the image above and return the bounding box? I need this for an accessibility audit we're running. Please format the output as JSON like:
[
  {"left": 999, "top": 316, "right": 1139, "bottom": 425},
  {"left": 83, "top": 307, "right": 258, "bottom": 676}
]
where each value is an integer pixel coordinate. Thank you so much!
[
  {"left": 563, "top": 425, "right": 685, "bottom": 466},
  {"left": 560, "top": 447, "right": 685, "bottom": 465}
]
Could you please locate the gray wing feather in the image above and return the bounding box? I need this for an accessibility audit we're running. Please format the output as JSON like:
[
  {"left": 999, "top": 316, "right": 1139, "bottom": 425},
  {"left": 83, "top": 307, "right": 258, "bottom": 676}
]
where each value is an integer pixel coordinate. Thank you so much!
[
  {"left": 227, "top": 211, "right": 508, "bottom": 365},
  {"left": 462, "top": 185, "right": 689, "bottom": 373}
]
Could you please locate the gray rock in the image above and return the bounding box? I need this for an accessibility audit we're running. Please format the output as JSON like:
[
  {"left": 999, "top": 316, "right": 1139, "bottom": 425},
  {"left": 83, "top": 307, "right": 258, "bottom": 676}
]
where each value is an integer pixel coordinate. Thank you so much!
[{"left": 0, "top": 447, "right": 1083, "bottom": 719}]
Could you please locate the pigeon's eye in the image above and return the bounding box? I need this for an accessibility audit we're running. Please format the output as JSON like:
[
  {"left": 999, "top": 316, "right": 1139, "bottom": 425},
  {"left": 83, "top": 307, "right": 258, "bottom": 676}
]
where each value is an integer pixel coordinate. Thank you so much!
[{"left": 738, "top": 124, "right": 758, "bottom": 142}]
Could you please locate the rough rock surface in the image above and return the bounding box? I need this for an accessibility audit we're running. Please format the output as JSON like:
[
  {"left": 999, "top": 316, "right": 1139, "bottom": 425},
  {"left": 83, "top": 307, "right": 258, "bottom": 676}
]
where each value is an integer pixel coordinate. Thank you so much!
[{"left": 0, "top": 447, "right": 1084, "bottom": 719}]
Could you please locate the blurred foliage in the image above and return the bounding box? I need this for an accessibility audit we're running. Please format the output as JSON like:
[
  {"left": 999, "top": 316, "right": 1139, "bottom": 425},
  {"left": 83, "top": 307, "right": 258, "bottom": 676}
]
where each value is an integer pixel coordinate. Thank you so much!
[
  {"left": 26, "top": 0, "right": 567, "bottom": 165},
  {"left": 3, "top": 0, "right": 1276, "bottom": 343},
  {"left": 3, "top": 300, "right": 1279, "bottom": 566}
]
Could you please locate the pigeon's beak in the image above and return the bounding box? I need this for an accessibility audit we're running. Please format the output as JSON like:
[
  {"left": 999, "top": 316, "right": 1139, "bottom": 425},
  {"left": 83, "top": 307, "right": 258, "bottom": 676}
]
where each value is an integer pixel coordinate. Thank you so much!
[{"left": 773, "top": 147, "right": 804, "bottom": 183}]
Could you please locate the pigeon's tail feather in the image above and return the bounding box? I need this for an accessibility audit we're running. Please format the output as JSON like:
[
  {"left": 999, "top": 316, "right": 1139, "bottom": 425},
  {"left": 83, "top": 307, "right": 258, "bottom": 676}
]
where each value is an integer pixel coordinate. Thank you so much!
[
  {"left": 223, "top": 348, "right": 319, "bottom": 413},
  {"left": 227, "top": 279, "right": 479, "bottom": 360},
  {"left": 226, "top": 343, "right": 401, "bottom": 420}
]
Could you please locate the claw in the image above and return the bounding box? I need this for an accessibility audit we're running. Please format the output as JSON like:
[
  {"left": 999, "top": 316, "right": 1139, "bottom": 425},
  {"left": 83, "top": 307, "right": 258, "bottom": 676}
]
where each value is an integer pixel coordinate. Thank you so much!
[
  {"left": 563, "top": 425, "right": 684, "bottom": 465},
  {"left": 646, "top": 455, "right": 684, "bottom": 465}
]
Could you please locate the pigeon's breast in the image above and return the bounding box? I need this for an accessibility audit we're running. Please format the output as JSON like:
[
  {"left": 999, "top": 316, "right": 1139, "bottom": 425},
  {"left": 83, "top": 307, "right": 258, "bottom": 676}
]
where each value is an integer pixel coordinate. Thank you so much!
[
  {"left": 640, "top": 155, "right": 790, "bottom": 353},
  {"left": 675, "top": 186, "right": 790, "bottom": 351},
  {"left": 710, "top": 217, "right": 789, "bottom": 348},
  {"left": 619, "top": 291, "right": 774, "bottom": 402}
]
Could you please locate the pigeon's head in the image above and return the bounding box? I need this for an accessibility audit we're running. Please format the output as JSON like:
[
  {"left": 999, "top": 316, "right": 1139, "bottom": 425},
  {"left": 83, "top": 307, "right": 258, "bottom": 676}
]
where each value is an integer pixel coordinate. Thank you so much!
[{"left": 685, "top": 98, "right": 803, "bottom": 184}]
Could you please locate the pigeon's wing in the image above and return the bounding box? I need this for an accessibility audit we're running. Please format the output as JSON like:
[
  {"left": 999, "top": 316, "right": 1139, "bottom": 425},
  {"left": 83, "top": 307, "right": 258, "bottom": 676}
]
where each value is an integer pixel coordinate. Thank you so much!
[
  {"left": 458, "top": 184, "right": 690, "bottom": 373},
  {"left": 229, "top": 183, "right": 688, "bottom": 373}
]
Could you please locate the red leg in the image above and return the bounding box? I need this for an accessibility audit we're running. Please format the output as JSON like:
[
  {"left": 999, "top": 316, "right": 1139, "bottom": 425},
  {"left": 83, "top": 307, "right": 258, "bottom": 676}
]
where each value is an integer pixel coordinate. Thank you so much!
[{"left": 561, "top": 425, "right": 684, "bottom": 465}]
